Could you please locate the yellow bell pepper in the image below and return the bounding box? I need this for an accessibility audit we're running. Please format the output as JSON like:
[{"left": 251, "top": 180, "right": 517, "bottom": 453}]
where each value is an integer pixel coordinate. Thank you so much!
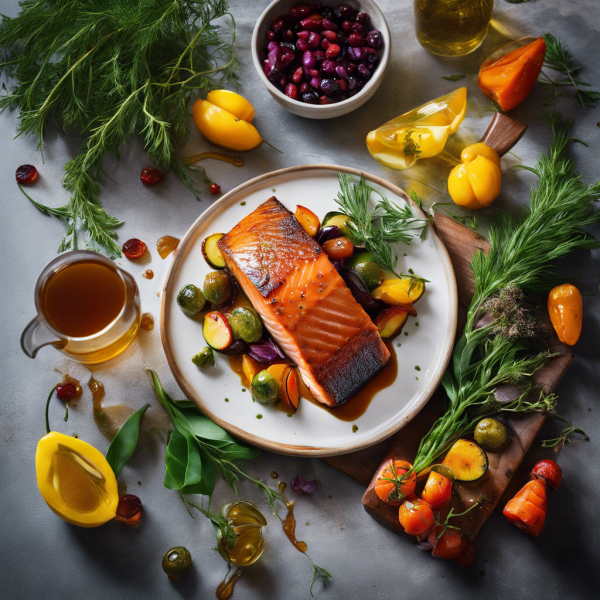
[
  {"left": 193, "top": 90, "right": 262, "bottom": 151},
  {"left": 36, "top": 431, "right": 119, "bottom": 527},
  {"left": 448, "top": 142, "right": 502, "bottom": 210},
  {"left": 366, "top": 88, "right": 467, "bottom": 170},
  {"left": 548, "top": 284, "right": 582, "bottom": 346},
  {"left": 372, "top": 278, "right": 425, "bottom": 307}
]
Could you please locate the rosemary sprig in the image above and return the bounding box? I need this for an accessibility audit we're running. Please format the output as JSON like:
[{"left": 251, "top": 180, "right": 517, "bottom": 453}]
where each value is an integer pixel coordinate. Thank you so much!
[
  {"left": 540, "top": 34, "right": 600, "bottom": 107},
  {"left": 411, "top": 112, "right": 600, "bottom": 473},
  {"left": 335, "top": 174, "right": 429, "bottom": 282},
  {"left": 402, "top": 130, "right": 422, "bottom": 158},
  {"left": 0, "top": 0, "right": 239, "bottom": 257},
  {"left": 541, "top": 415, "right": 590, "bottom": 450}
]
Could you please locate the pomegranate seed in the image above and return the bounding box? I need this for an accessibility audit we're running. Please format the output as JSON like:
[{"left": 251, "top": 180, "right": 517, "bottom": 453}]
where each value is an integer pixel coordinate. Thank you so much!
[
  {"left": 322, "top": 18, "right": 339, "bottom": 31},
  {"left": 56, "top": 383, "right": 77, "bottom": 401},
  {"left": 352, "top": 22, "right": 365, "bottom": 33},
  {"left": 319, "top": 95, "right": 333, "bottom": 105},
  {"left": 326, "top": 43, "right": 341, "bottom": 58},
  {"left": 336, "top": 79, "right": 348, "bottom": 92},
  {"left": 267, "top": 30, "right": 277, "bottom": 41},
  {"left": 209, "top": 183, "right": 221, "bottom": 195},
  {"left": 321, "top": 38, "right": 330, "bottom": 50},
  {"left": 322, "top": 30, "right": 337, "bottom": 42},
  {"left": 296, "top": 39, "right": 309, "bottom": 51},
  {"left": 140, "top": 167, "right": 164, "bottom": 186},
  {"left": 272, "top": 17, "right": 286, "bottom": 32},
  {"left": 115, "top": 494, "right": 143, "bottom": 525},
  {"left": 292, "top": 67, "right": 304, "bottom": 83},
  {"left": 122, "top": 238, "right": 147, "bottom": 260},
  {"left": 309, "top": 68, "right": 320, "bottom": 77},
  {"left": 300, "top": 82, "right": 310, "bottom": 93},
  {"left": 348, "top": 33, "right": 364, "bottom": 47},
  {"left": 356, "top": 12, "right": 369, "bottom": 24},
  {"left": 296, "top": 30, "right": 310, "bottom": 40},
  {"left": 15, "top": 164, "right": 38, "bottom": 185},
  {"left": 341, "top": 20, "right": 353, "bottom": 33}
]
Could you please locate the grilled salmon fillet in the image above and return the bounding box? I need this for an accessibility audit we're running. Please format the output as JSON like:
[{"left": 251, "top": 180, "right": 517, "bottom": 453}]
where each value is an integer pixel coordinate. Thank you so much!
[{"left": 218, "top": 197, "right": 390, "bottom": 407}]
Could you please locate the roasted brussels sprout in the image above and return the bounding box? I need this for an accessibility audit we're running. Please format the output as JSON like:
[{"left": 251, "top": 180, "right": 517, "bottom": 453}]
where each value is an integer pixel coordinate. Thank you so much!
[
  {"left": 176, "top": 284, "right": 206, "bottom": 316},
  {"left": 474, "top": 418, "right": 510, "bottom": 452},
  {"left": 250, "top": 371, "right": 279, "bottom": 405},
  {"left": 203, "top": 271, "right": 232, "bottom": 306},
  {"left": 191, "top": 347, "right": 215, "bottom": 368},
  {"left": 228, "top": 307, "right": 263, "bottom": 343},
  {"left": 162, "top": 546, "right": 192, "bottom": 580},
  {"left": 354, "top": 260, "right": 385, "bottom": 291}
]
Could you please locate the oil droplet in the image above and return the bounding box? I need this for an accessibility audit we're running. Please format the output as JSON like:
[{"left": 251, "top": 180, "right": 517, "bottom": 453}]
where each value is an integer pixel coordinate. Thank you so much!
[
  {"left": 404, "top": 332, "right": 409, "bottom": 336},
  {"left": 352, "top": 425, "right": 358, "bottom": 433},
  {"left": 142, "top": 269, "right": 154, "bottom": 279},
  {"left": 184, "top": 151, "right": 244, "bottom": 168},
  {"left": 156, "top": 235, "right": 180, "bottom": 259},
  {"left": 396, "top": 343, "right": 402, "bottom": 347},
  {"left": 279, "top": 482, "right": 308, "bottom": 553},
  {"left": 90, "top": 377, "right": 134, "bottom": 441},
  {"left": 270, "top": 471, "right": 279, "bottom": 479},
  {"left": 140, "top": 313, "right": 154, "bottom": 330},
  {"left": 216, "top": 569, "right": 242, "bottom": 600}
]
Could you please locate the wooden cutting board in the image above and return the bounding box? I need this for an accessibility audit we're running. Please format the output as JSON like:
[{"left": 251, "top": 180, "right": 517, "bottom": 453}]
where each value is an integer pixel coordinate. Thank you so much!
[{"left": 322, "top": 115, "right": 574, "bottom": 540}]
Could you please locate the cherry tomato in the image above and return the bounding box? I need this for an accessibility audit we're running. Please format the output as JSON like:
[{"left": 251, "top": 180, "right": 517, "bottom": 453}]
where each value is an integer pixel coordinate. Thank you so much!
[
  {"left": 427, "top": 525, "right": 463, "bottom": 559},
  {"left": 140, "top": 167, "right": 164, "bottom": 186},
  {"left": 531, "top": 459, "right": 562, "bottom": 491},
  {"left": 374, "top": 460, "right": 417, "bottom": 505},
  {"left": 422, "top": 471, "right": 453, "bottom": 510},
  {"left": 322, "top": 236, "right": 354, "bottom": 260},
  {"left": 209, "top": 183, "right": 221, "bottom": 195},
  {"left": 398, "top": 498, "right": 434, "bottom": 537}
]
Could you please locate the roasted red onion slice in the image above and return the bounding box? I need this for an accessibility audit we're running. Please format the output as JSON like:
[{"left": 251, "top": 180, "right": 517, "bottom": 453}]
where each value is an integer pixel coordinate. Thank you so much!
[
  {"left": 291, "top": 475, "right": 317, "bottom": 494},
  {"left": 248, "top": 338, "right": 286, "bottom": 363},
  {"left": 341, "top": 269, "right": 385, "bottom": 314},
  {"left": 316, "top": 225, "right": 342, "bottom": 245}
]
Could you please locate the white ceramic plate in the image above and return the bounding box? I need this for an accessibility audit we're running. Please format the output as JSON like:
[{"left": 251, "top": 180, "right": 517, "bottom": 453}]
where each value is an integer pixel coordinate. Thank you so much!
[{"left": 161, "top": 166, "right": 457, "bottom": 457}]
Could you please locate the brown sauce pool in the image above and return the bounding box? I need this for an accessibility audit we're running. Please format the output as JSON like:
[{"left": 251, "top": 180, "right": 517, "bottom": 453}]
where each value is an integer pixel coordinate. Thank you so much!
[
  {"left": 228, "top": 342, "right": 397, "bottom": 421},
  {"left": 279, "top": 482, "right": 307, "bottom": 553}
]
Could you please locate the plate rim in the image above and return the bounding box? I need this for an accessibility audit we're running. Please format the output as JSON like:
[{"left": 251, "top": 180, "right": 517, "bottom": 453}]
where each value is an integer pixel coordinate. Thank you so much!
[{"left": 160, "top": 165, "right": 458, "bottom": 457}]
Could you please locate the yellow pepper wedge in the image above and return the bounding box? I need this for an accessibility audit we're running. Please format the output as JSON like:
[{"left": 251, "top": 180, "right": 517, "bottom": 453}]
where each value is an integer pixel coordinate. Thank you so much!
[
  {"left": 36, "top": 431, "right": 119, "bottom": 527},
  {"left": 448, "top": 142, "right": 502, "bottom": 210},
  {"left": 548, "top": 284, "right": 582, "bottom": 346},
  {"left": 366, "top": 88, "right": 467, "bottom": 170},
  {"left": 372, "top": 278, "right": 425, "bottom": 307},
  {"left": 193, "top": 90, "right": 262, "bottom": 152}
]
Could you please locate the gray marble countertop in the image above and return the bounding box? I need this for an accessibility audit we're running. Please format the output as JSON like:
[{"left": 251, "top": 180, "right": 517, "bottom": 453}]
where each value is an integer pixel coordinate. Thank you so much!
[{"left": 1, "top": 1, "right": 599, "bottom": 599}]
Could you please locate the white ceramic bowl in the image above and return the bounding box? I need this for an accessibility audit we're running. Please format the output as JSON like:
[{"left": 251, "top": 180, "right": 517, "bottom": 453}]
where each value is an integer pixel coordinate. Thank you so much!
[{"left": 251, "top": 0, "right": 391, "bottom": 119}]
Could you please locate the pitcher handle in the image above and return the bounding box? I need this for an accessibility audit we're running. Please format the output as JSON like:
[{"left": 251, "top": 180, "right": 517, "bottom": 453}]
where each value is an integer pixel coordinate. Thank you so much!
[{"left": 20, "top": 316, "right": 65, "bottom": 358}]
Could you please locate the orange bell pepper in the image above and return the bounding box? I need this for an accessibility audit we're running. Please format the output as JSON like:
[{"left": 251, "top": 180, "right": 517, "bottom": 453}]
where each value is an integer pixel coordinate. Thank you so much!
[
  {"left": 478, "top": 37, "right": 546, "bottom": 111},
  {"left": 548, "top": 284, "right": 582, "bottom": 346},
  {"left": 503, "top": 479, "right": 548, "bottom": 536}
]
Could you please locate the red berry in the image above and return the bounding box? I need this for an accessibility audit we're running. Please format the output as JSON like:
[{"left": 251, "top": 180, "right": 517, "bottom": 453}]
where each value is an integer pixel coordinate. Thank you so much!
[
  {"left": 115, "top": 494, "right": 143, "bottom": 525},
  {"left": 122, "top": 238, "right": 147, "bottom": 260},
  {"left": 140, "top": 167, "right": 164, "bottom": 186},
  {"left": 326, "top": 43, "right": 341, "bottom": 58},
  {"left": 531, "top": 459, "right": 562, "bottom": 491},
  {"left": 56, "top": 383, "right": 77, "bottom": 401},
  {"left": 16, "top": 164, "right": 38, "bottom": 185},
  {"left": 209, "top": 183, "right": 221, "bottom": 195}
]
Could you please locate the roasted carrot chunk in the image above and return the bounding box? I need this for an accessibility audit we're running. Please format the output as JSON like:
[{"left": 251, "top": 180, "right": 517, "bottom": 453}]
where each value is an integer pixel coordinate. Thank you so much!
[
  {"left": 503, "top": 496, "right": 546, "bottom": 536},
  {"left": 514, "top": 479, "right": 547, "bottom": 512}
]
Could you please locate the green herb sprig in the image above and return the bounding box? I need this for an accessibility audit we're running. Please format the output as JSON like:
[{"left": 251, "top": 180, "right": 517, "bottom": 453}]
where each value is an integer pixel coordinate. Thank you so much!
[
  {"left": 411, "top": 112, "right": 600, "bottom": 473},
  {"left": 541, "top": 34, "right": 600, "bottom": 107},
  {"left": 0, "top": 0, "right": 239, "bottom": 257},
  {"left": 335, "top": 174, "right": 429, "bottom": 283},
  {"left": 106, "top": 404, "right": 149, "bottom": 477},
  {"left": 541, "top": 415, "right": 590, "bottom": 450},
  {"left": 402, "top": 130, "right": 422, "bottom": 158},
  {"left": 433, "top": 494, "right": 485, "bottom": 540}
]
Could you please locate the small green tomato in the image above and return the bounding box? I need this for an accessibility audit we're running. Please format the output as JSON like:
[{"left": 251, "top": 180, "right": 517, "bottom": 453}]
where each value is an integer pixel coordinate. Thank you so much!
[{"left": 162, "top": 546, "right": 192, "bottom": 580}]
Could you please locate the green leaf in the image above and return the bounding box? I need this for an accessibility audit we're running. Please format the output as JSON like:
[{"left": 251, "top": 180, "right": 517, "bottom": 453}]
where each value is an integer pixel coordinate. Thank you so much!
[
  {"left": 217, "top": 442, "right": 262, "bottom": 462},
  {"left": 178, "top": 408, "right": 240, "bottom": 443},
  {"left": 442, "top": 75, "right": 465, "bottom": 81},
  {"left": 164, "top": 428, "right": 203, "bottom": 491},
  {"left": 105, "top": 404, "right": 149, "bottom": 477}
]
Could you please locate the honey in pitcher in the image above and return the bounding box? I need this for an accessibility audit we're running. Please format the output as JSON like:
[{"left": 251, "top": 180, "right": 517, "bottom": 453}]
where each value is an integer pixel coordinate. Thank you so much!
[{"left": 42, "top": 261, "right": 126, "bottom": 337}]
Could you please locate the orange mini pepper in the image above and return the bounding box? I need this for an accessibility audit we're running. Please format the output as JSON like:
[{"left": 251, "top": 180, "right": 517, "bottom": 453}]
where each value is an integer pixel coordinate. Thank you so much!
[
  {"left": 547, "top": 284, "right": 582, "bottom": 346},
  {"left": 398, "top": 498, "right": 435, "bottom": 537},
  {"left": 503, "top": 479, "right": 548, "bottom": 536},
  {"left": 421, "top": 471, "right": 453, "bottom": 510},
  {"left": 478, "top": 37, "right": 546, "bottom": 111}
]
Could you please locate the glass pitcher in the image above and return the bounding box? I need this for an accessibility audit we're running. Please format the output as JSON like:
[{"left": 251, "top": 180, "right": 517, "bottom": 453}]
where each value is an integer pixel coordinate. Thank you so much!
[
  {"left": 21, "top": 250, "right": 141, "bottom": 364},
  {"left": 414, "top": 0, "right": 494, "bottom": 57}
]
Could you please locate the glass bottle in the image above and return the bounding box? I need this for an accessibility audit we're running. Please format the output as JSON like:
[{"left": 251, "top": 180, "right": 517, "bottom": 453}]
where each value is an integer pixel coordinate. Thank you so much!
[{"left": 414, "top": 0, "right": 494, "bottom": 57}]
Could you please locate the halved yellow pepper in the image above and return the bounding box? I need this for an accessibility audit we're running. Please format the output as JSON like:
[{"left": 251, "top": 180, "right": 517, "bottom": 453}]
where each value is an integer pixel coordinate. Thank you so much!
[
  {"left": 372, "top": 278, "right": 425, "bottom": 307},
  {"left": 448, "top": 142, "right": 502, "bottom": 210},
  {"left": 36, "top": 431, "right": 118, "bottom": 527},
  {"left": 193, "top": 90, "right": 262, "bottom": 151},
  {"left": 366, "top": 88, "right": 467, "bottom": 170}
]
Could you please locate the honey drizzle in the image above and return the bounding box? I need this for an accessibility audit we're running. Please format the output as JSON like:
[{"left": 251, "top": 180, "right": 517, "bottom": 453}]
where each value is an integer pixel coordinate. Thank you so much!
[
  {"left": 156, "top": 236, "right": 180, "bottom": 259},
  {"left": 185, "top": 151, "right": 245, "bottom": 168},
  {"left": 142, "top": 269, "right": 154, "bottom": 279},
  {"left": 90, "top": 377, "right": 134, "bottom": 441},
  {"left": 140, "top": 313, "right": 155, "bottom": 330},
  {"left": 216, "top": 568, "right": 242, "bottom": 600},
  {"left": 279, "top": 482, "right": 307, "bottom": 553}
]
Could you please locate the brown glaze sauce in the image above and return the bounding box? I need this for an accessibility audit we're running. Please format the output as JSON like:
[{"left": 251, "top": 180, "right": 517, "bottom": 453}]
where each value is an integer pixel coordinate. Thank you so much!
[
  {"left": 216, "top": 569, "right": 242, "bottom": 600},
  {"left": 59, "top": 373, "right": 83, "bottom": 402},
  {"left": 156, "top": 236, "right": 179, "bottom": 259},
  {"left": 228, "top": 342, "right": 397, "bottom": 421},
  {"left": 89, "top": 377, "right": 134, "bottom": 441},
  {"left": 142, "top": 269, "right": 154, "bottom": 279},
  {"left": 185, "top": 151, "right": 245, "bottom": 168},
  {"left": 140, "top": 313, "right": 155, "bottom": 331},
  {"left": 279, "top": 482, "right": 307, "bottom": 553}
]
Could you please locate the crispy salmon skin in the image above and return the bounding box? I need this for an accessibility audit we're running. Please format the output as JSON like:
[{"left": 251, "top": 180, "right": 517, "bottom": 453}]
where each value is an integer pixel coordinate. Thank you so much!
[{"left": 218, "top": 197, "right": 390, "bottom": 407}]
